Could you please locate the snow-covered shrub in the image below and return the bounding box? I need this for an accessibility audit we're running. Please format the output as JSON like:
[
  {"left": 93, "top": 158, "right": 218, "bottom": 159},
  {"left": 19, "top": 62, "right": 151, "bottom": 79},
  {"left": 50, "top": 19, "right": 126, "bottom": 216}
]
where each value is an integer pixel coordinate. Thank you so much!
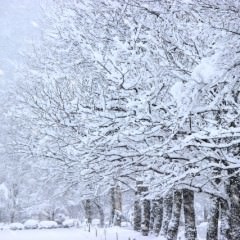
[
  {"left": 39, "top": 221, "right": 58, "bottom": 229},
  {"left": 24, "top": 219, "right": 39, "bottom": 229},
  {"left": 9, "top": 222, "right": 24, "bottom": 230},
  {"left": 62, "top": 219, "right": 79, "bottom": 228},
  {"left": 0, "top": 223, "right": 7, "bottom": 230},
  {"left": 55, "top": 213, "right": 67, "bottom": 225}
]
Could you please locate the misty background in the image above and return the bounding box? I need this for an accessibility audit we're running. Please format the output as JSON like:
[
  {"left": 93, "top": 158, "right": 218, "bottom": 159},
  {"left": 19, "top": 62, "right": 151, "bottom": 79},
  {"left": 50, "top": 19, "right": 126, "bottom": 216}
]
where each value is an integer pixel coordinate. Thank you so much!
[{"left": 0, "top": 0, "right": 43, "bottom": 90}]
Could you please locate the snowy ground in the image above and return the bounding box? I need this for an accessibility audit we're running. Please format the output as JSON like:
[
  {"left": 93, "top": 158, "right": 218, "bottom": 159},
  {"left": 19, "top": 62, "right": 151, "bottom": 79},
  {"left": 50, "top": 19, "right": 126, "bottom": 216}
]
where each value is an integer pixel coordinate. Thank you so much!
[
  {"left": 0, "top": 228, "right": 153, "bottom": 240},
  {"left": 0, "top": 226, "right": 207, "bottom": 240}
]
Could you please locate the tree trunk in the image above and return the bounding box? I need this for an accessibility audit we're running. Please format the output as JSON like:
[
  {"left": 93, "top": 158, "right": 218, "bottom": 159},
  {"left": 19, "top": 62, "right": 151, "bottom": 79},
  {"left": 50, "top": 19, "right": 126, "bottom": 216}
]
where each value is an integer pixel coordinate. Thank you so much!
[
  {"left": 166, "top": 190, "right": 182, "bottom": 240},
  {"left": 183, "top": 189, "right": 197, "bottom": 240},
  {"left": 141, "top": 199, "right": 151, "bottom": 236},
  {"left": 133, "top": 199, "right": 141, "bottom": 231},
  {"left": 110, "top": 185, "right": 122, "bottom": 226},
  {"left": 152, "top": 198, "right": 163, "bottom": 236},
  {"left": 84, "top": 199, "right": 92, "bottom": 224},
  {"left": 10, "top": 211, "right": 15, "bottom": 223},
  {"left": 220, "top": 199, "right": 231, "bottom": 240},
  {"left": 94, "top": 201, "right": 105, "bottom": 228},
  {"left": 149, "top": 200, "right": 154, "bottom": 232},
  {"left": 229, "top": 176, "right": 240, "bottom": 240},
  {"left": 160, "top": 191, "right": 173, "bottom": 236},
  {"left": 207, "top": 197, "right": 220, "bottom": 240},
  {"left": 110, "top": 187, "right": 115, "bottom": 225},
  {"left": 133, "top": 180, "right": 145, "bottom": 231},
  {"left": 114, "top": 185, "right": 122, "bottom": 226}
]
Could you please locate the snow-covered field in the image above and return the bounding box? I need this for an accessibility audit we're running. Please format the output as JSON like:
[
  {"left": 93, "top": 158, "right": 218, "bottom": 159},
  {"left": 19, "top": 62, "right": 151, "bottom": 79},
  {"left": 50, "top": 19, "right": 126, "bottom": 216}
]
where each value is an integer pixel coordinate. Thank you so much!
[
  {"left": 0, "top": 226, "right": 207, "bottom": 240},
  {"left": 0, "top": 228, "right": 152, "bottom": 240}
]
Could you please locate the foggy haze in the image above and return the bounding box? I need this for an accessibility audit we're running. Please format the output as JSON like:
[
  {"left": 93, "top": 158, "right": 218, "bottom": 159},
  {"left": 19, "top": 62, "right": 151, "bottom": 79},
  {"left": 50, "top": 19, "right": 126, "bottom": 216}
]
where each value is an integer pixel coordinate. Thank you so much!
[{"left": 0, "top": 0, "right": 42, "bottom": 89}]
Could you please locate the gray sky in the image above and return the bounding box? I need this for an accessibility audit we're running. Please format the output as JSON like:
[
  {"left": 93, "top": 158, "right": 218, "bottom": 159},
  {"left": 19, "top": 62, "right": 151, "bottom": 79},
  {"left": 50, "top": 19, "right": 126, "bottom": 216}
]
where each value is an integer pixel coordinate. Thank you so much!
[{"left": 0, "top": 0, "right": 43, "bottom": 89}]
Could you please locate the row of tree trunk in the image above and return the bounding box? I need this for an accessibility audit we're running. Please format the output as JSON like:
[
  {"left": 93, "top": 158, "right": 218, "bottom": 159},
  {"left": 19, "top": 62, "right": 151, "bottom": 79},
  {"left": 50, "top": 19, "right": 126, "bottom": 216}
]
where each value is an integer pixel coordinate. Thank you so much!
[
  {"left": 83, "top": 176, "right": 240, "bottom": 240},
  {"left": 133, "top": 178, "right": 240, "bottom": 239},
  {"left": 83, "top": 198, "right": 105, "bottom": 227},
  {"left": 207, "top": 176, "right": 240, "bottom": 240},
  {"left": 83, "top": 185, "right": 123, "bottom": 228},
  {"left": 133, "top": 181, "right": 197, "bottom": 239}
]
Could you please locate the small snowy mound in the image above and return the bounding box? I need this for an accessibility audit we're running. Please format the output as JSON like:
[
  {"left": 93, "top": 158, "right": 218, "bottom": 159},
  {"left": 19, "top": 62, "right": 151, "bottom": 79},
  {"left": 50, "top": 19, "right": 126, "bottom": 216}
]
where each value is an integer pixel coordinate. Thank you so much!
[
  {"left": 9, "top": 222, "right": 24, "bottom": 230},
  {"left": 0, "top": 223, "right": 7, "bottom": 230},
  {"left": 62, "top": 219, "right": 74, "bottom": 228},
  {"left": 39, "top": 221, "right": 58, "bottom": 229},
  {"left": 62, "top": 219, "right": 79, "bottom": 228},
  {"left": 24, "top": 219, "right": 39, "bottom": 229}
]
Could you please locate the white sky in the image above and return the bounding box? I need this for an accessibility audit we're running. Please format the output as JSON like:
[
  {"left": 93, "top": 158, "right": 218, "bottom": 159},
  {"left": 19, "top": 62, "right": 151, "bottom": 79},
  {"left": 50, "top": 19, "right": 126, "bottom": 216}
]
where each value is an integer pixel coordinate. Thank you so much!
[{"left": 0, "top": 0, "right": 43, "bottom": 89}]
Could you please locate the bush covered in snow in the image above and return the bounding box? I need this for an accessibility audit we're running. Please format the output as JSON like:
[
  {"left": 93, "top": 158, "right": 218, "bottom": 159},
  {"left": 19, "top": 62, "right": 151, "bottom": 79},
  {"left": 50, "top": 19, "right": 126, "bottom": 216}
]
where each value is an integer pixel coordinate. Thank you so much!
[
  {"left": 55, "top": 213, "right": 67, "bottom": 225},
  {"left": 24, "top": 219, "right": 39, "bottom": 229},
  {"left": 9, "top": 222, "right": 24, "bottom": 230},
  {"left": 62, "top": 219, "right": 79, "bottom": 228},
  {"left": 39, "top": 221, "right": 58, "bottom": 229}
]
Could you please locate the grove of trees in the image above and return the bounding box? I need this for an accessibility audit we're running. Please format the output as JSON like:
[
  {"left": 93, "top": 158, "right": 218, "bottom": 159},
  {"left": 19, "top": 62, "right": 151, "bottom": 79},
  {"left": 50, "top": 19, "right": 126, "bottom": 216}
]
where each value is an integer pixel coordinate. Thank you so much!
[{"left": 0, "top": 0, "right": 239, "bottom": 239}]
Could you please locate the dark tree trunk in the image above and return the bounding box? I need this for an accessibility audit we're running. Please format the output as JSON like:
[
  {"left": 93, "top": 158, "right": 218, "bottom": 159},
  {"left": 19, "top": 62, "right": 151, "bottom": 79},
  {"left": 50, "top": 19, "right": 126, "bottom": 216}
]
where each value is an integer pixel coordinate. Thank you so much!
[
  {"left": 50, "top": 210, "right": 55, "bottom": 221},
  {"left": 220, "top": 199, "right": 231, "bottom": 240},
  {"left": 141, "top": 199, "right": 151, "bottom": 236},
  {"left": 133, "top": 199, "right": 141, "bottom": 231},
  {"left": 110, "top": 187, "right": 115, "bottom": 225},
  {"left": 152, "top": 198, "right": 163, "bottom": 236},
  {"left": 10, "top": 211, "right": 15, "bottom": 223},
  {"left": 110, "top": 185, "right": 122, "bottom": 226},
  {"left": 160, "top": 191, "right": 173, "bottom": 236},
  {"left": 93, "top": 201, "right": 105, "bottom": 228},
  {"left": 149, "top": 200, "right": 154, "bottom": 232},
  {"left": 182, "top": 189, "right": 197, "bottom": 240},
  {"left": 133, "top": 180, "right": 146, "bottom": 231},
  {"left": 115, "top": 185, "right": 122, "bottom": 226},
  {"left": 84, "top": 199, "right": 92, "bottom": 224},
  {"left": 229, "top": 176, "right": 240, "bottom": 240},
  {"left": 166, "top": 190, "right": 182, "bottom": 240},
  {"left": 207, "top": 197, "right": 220, "bottom": 240}
]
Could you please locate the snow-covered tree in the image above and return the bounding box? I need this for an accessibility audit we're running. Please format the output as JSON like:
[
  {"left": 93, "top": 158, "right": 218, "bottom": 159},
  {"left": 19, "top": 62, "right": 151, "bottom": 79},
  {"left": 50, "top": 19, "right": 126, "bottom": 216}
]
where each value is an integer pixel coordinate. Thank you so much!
[{"left": 5, "top": 0, "right": 240, "bottom": 239}]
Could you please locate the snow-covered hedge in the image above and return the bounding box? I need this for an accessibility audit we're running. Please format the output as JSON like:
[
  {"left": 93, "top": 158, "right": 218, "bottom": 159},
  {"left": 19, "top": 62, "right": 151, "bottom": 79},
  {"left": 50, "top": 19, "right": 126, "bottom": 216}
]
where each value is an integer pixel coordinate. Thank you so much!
[
  {"left": 9, "top": 222, "right": 24, "bottom": 230},
  {"left": 39, "top": 221, "right": 58, "bottom": 229},
  {"left": 24, "top": 219, "right": 39, "bottom": 229}
]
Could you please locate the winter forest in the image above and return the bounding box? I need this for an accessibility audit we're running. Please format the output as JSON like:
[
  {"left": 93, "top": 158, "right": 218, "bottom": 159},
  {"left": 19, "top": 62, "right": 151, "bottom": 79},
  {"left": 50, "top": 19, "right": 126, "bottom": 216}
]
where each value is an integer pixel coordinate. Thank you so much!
[{"left": 0, "top": 0, "right": 239, "bottom": 240}]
